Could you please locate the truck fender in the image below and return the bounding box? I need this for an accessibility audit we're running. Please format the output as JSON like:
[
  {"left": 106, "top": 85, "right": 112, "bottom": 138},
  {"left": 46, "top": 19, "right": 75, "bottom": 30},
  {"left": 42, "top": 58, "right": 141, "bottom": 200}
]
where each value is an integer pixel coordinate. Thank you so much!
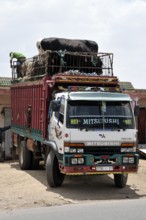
[{"left": 43, "top": 140, "right": 59, "bottom": 159}]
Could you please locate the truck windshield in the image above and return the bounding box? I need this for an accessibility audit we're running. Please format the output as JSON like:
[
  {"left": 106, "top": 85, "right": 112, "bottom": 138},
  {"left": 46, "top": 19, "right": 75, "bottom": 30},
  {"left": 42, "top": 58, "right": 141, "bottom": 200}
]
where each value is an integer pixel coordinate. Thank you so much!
[{"left": 66, "top": 100, "right": 135, "bottom": 129}]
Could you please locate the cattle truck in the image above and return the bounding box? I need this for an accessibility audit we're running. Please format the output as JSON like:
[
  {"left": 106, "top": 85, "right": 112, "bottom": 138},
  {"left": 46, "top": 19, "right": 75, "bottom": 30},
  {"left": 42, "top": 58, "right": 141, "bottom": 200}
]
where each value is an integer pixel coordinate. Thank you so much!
[{"left": 11, "top": 38, "right": 139, "bottom": 188}]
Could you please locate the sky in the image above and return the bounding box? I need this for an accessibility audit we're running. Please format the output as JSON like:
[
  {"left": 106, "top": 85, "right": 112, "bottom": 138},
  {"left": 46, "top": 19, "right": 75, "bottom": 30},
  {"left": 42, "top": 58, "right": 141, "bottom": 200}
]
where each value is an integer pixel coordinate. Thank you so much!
[{"left": 1, "top": 0, "right": 146, "bottom": 89}]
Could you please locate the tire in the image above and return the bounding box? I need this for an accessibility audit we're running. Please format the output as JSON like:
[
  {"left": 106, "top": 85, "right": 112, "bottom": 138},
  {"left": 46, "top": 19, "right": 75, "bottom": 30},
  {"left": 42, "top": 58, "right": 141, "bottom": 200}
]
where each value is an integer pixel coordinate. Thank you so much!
[
  {"left": 19, "top": 141, "right": 31, "bottom": 170},
  {"left": 114, "top": 174, "right": 128, "bottom": 188},
  {"left": 46, "top": 150, "right": 65, "bottom": 187},
  {"left": 31, "top": 153, "right": 40, "bottom": 170}
]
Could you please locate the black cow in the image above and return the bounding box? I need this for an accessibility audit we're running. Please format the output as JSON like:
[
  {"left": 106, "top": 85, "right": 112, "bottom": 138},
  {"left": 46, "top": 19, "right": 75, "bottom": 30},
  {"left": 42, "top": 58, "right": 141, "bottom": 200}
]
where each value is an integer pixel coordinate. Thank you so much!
[{"left": 38, "top": 37, "right": 98, "bottom": 53}]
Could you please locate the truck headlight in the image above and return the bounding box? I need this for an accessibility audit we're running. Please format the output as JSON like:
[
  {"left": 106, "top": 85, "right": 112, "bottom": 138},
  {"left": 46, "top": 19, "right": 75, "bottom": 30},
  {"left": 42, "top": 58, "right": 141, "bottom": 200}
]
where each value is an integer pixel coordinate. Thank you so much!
[
  {"left": 78, "top": 158, "right": 84, "bottom": 164},
  {"left": 71, "top": 158, "right": 78, "bottom": 164},
  {"left": 70, "top": 148, "right": 76, "bottom": 153},
  {"left": 64, "top": 147, "right": 70, "bottom": 153},
  {"left": 123, "top": 157, "right": 129, "bottom": 163},
  {"left": 77, "top": 148, "right": 84, "bottom": 153},
  {"left": 129, "top": 157, "right": 135, "bottom": 164}
]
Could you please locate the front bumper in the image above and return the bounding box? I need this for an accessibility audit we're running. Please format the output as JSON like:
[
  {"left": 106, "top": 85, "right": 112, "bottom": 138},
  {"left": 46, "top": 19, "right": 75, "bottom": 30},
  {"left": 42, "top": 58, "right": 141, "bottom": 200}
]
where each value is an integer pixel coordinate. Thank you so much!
[
  {"left": 59, "top": 153, "right": 139, "bottom": 175},
  {"left": 59, "top": 164, "right": 138, "bottom": 175}
]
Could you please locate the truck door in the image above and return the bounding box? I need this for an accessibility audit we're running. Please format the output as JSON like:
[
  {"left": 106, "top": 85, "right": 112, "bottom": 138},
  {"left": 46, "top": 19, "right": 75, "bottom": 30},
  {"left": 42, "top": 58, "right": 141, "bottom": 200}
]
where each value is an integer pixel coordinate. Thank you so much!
[{"left": 48, "top": 97, "right": 65, "bottom": 154}]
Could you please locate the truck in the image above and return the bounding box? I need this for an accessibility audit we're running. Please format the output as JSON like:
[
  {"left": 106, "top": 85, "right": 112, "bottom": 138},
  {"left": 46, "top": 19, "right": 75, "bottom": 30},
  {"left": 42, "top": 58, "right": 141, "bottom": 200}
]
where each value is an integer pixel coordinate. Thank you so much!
[{"left": 11, "top": 38, "right": 139, "bottom": 188}]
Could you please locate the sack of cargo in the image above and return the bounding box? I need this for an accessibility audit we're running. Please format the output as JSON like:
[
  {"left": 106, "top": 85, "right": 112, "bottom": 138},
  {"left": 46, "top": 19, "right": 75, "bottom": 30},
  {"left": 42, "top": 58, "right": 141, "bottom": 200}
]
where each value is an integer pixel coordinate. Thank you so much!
[{"left": 37, "top": 37, "right": 98, "bottom": 53}]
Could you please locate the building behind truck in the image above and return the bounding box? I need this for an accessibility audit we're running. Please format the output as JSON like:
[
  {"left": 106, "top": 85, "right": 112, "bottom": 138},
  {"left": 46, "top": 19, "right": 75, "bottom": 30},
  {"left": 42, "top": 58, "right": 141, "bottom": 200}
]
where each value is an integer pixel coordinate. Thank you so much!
[
  {"left": 122, "top": 87, "right": 146, "bottom": 158},
  {"left": 0, "top": 77, "right": 11, "bottom": 161},
  {"left": 11, "top": 37, "right": 139, "bottom": 188}
]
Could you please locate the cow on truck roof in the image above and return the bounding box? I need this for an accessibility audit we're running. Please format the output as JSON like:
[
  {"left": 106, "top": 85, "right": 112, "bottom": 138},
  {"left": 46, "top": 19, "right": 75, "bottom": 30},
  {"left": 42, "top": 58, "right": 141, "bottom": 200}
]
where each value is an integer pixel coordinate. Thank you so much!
[{"left": 36, "top": 37, "right": 98, "bottom": 53}]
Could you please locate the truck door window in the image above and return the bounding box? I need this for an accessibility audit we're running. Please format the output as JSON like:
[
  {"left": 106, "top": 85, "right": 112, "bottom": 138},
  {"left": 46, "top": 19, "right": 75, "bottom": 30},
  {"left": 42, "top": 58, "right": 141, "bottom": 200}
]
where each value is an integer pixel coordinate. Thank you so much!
[{"left": 54, "top": 97, "right": 65, "bottom": 124}]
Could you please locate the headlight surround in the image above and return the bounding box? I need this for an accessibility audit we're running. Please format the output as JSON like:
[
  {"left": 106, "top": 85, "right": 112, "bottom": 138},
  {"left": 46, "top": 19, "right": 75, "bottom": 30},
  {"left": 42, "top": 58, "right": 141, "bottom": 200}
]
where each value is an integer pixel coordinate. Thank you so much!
[
  {"left": 71, "top": 157, "right": 84, "bottom": 165},
  {"left": 64, "top": 147, "right": 84, "bottom": 154},
  {"left": 123, "top": 157, "right": 135, "bottom": 164}
]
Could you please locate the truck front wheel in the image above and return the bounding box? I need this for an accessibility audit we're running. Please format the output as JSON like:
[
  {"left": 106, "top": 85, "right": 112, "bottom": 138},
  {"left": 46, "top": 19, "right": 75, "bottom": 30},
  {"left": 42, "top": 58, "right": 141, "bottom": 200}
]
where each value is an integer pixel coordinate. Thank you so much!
[
  {"left": 19, "top": 141, "right": 31, "bottom": 170},
  {"left": 46, "top": 150, "right": 65, "bottom": 187},
  {"left": 114, "top": 173, "right": 128, "bottom": 188}
]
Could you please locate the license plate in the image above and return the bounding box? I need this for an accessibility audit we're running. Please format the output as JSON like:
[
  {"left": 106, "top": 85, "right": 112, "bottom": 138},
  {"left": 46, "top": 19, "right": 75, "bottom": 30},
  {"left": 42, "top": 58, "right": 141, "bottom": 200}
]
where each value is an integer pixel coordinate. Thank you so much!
[{"left": 96, "top": 166, "right": 113, "bottom": 171}]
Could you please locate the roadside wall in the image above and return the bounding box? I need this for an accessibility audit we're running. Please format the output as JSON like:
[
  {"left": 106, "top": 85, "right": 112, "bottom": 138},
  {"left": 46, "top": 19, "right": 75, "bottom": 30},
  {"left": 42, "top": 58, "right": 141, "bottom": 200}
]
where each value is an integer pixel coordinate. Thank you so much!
[
  {"left": 0, "top": 87, "right": 11, "bottom": 159},
  {"left": 0, "top": 89, "right": 11, "bottom": 126},
  {"left": 124, "top": 89, "right": 146, "bottom": 144}
]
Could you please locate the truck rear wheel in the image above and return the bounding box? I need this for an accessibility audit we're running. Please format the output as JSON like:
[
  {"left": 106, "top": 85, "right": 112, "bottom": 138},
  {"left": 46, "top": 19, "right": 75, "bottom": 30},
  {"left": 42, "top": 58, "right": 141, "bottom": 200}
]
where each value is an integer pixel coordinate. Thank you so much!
[
  {"left": 19, "top": 141, "right": 31, "bottom": 170},
  {"left": 46, "top": 150, "right": 65, "bottom": 187},
  {"left": 114, "top": 174, "right": 128, "bottom": 188}
]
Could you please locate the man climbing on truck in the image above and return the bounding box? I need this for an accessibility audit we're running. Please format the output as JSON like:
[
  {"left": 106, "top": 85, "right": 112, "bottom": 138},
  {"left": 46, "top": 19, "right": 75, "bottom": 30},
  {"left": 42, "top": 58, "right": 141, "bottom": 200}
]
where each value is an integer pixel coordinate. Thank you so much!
[{"left": 10, "top": 52, "right": 26, "bottom": 78}]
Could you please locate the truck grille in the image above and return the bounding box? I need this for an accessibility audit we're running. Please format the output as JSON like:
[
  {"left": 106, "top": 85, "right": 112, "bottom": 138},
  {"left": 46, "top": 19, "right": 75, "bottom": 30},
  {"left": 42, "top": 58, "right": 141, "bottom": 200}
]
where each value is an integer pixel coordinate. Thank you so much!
[{"left": 84, "top": 146, "right": 120, "bottom": 156}]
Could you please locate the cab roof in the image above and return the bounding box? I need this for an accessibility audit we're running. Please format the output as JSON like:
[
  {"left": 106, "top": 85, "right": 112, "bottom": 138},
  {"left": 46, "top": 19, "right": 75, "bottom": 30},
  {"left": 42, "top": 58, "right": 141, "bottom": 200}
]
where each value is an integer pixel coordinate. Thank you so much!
[{"left": 56, "top": 91, "right": 132, "bottom": 102}]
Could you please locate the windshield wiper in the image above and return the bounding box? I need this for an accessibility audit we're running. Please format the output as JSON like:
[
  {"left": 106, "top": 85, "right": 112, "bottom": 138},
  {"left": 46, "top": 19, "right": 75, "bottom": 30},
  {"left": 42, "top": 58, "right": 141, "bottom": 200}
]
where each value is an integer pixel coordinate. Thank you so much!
[
  {"left": 78, "top": 123, "right": 127, "bottom": 131},
  {"left": 79, "top": 125, "right": 102, "bottom": 131},
  {"left": 105, "top": 123, "right": 126, "bottom": 131}
]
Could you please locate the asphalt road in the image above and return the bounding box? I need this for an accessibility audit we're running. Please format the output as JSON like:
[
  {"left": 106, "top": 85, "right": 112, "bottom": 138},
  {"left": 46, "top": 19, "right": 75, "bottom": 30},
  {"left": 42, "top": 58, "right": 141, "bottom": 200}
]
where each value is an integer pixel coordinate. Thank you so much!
[{"left": 0, "top": 198, "right": 146, "bottom": 220}]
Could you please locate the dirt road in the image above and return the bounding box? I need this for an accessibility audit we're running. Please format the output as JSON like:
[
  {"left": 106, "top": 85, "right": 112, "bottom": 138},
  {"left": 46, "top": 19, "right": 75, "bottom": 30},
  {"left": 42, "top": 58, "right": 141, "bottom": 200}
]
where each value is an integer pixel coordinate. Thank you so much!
[{"left": 0, "top": 159, "right": 146, "bottom": 211}]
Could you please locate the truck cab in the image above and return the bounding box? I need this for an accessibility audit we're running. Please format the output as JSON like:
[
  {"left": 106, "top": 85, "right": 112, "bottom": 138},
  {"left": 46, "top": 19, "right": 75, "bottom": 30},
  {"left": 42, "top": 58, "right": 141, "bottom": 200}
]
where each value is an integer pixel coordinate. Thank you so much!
[{"left": 46, "top": 89, "right": 139, "bottom": 187}]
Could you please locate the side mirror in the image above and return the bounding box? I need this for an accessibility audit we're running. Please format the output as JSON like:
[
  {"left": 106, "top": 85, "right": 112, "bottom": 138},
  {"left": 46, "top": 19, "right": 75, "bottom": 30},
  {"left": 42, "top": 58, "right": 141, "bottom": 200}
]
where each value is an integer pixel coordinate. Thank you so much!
[
  {"left": 51, "top": 100, "right": 60, "bottom": 112},
  {"left": 134, "top": 105, "right": 139, "bottom": 116}
]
